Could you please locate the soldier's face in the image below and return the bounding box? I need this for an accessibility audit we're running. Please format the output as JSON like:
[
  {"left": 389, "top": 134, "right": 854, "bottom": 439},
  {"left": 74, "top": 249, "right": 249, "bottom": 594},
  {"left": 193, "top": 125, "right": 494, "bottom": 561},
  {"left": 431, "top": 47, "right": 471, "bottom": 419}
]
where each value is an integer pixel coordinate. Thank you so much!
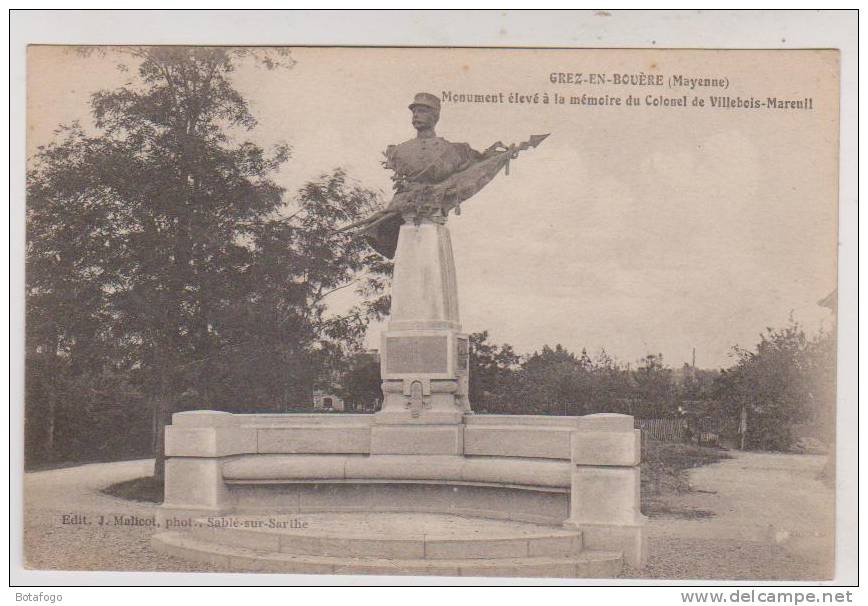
[{"left": 411, "top": 105, "right": 439, "bottom": 131}]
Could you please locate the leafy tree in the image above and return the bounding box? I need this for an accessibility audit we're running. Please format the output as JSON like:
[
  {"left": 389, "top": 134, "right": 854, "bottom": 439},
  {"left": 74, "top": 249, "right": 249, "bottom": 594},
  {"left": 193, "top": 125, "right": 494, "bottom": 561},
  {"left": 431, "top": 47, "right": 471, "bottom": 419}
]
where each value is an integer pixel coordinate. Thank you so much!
[
  {"left": 629, "top": 353, "right": 676, "bottom": 418},
  {"left": 676, "top": 364, "right": 720, "bottom": 403},
  {"left": 518, "top": 344, "right": 591, "bottom": 415},
  {"left": 589, "top": 348, "right": 633, "bottom": 413},
  {"left": 26, "top": 47, "right": 390, "bottom": 475},
  {"left": 468, "top": 331, "right": 519, "bottom": 412},
  {"left": 804, "top": 328, "right": 836, "bottom": 445},
  {"left": 336, "top": 351, "right": 383, "bottom": 412},
  {"left": 713, "top": 320, "right": 834, "bottom": 451}
]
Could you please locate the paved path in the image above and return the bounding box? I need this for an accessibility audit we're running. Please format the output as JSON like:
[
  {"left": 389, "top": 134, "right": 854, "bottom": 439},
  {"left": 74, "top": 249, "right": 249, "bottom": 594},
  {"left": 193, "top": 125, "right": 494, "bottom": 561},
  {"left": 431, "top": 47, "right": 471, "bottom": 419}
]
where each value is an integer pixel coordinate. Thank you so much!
[
  {"left": 23, "top": 452, "right": 835, "bottom": 580},
  {"left": 23, "top": 459, "right": 224, "bottom": 573},
  {"left": 638, "top": 450, "right": 835, "bottom": 581}
]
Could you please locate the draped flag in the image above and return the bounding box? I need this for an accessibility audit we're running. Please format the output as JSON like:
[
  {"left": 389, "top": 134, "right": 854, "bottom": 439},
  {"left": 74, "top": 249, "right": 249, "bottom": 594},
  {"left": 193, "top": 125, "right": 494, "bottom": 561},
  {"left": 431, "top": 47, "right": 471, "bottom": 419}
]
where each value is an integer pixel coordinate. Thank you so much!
[{"left": 341, "top": 134, "right": 549, "bottom": 258}]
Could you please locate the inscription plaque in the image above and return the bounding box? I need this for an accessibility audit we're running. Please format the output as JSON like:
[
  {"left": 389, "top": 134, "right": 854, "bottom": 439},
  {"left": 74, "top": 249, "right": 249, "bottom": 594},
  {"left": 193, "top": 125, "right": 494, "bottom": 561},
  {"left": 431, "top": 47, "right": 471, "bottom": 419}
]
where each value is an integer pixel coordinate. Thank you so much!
[
  {"left": 456, "top": 337, "right": 469, "bottom": 373},
  {"left": 385, "top": 335, "right": 449, "bottom": 374}
]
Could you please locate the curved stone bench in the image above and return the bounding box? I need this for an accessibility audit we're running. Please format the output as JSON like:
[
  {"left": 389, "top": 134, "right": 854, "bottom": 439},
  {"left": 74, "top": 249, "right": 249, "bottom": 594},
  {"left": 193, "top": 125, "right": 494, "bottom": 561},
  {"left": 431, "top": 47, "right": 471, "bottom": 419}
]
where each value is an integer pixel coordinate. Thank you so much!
[
  {"left": 157, "top": 411, "right": 647, "bottom": 568},
  {"left": 222, "top": 454, "right": 572, "bottom": 489}
]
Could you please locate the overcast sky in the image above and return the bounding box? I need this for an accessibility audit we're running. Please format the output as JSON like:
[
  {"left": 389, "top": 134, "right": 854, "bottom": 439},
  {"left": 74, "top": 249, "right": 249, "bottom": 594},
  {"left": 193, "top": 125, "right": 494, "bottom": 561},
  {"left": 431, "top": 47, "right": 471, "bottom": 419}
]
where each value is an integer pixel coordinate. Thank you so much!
[{"left": 28, "top": 47, "right": 839, "bottom": 369}]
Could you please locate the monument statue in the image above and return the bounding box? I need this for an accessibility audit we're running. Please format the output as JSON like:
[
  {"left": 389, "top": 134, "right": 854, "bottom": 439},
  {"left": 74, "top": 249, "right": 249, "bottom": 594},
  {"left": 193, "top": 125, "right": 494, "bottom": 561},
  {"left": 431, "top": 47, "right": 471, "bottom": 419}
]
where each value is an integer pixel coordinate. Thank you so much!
[
  {"left": 344, "top": 92, "right": 548, "bottom": 429},
  {"left": 342, "top": 92, "right": 549, "bottom": 258},
  {"left": 155, "top": 91, "right": 645, "bottom": 577}
]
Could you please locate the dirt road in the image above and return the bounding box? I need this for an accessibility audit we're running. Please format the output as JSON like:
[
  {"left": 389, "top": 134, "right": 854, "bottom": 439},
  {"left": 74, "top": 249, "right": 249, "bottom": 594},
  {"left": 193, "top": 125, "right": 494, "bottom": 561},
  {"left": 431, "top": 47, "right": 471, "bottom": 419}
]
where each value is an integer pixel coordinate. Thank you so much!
[
  {"left": 21, "top": 451, "right": 835, "bottom": 580},
  {"left": 638, "top": 450, "right": 835, "bottom": 581},
  {"left": 22, "top": 459, "right": 223, "bottom": 573}
]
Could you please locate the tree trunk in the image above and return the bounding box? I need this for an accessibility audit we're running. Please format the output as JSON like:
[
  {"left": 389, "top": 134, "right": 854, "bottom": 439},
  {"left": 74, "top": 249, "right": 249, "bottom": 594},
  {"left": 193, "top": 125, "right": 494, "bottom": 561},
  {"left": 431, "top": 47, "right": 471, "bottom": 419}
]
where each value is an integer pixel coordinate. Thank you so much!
[
  {"left": 45, "top": 396, "right": 56, "bottom": 458},
  {"left": 152, "top": 391, "right": 175, "bottom": 482},
  {"left": 820, "top": 440, "right": 835, "bottom": 486},
  {"left": 43, "top": 332, "right": 60, "bottom": 461}
]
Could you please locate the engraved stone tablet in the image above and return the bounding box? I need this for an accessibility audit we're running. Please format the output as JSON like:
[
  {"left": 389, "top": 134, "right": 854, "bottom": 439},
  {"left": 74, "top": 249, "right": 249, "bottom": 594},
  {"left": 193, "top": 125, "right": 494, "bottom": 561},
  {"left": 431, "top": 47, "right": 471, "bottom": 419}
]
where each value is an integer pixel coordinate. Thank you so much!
[
  {"left": 456, "top": 337, "right": 469, "bottom": 373},
  {"left": 385, "top": 335, "right": 449, "bottom": 374}
]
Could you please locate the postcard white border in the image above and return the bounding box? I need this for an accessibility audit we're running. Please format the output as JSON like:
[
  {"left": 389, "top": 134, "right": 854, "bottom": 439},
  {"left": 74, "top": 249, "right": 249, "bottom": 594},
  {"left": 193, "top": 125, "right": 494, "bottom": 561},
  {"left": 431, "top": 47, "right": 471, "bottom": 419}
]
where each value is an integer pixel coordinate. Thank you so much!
[{"left": 7, "top": 9, "right": 858, "bottom": 589}]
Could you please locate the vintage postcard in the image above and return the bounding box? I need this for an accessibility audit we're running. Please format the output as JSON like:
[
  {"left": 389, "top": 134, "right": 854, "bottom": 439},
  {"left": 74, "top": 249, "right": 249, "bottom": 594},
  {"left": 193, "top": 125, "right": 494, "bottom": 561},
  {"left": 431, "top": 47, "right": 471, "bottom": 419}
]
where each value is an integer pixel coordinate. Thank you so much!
[{"left": 18, "top": 21, "right": 849, "bottom": 588}]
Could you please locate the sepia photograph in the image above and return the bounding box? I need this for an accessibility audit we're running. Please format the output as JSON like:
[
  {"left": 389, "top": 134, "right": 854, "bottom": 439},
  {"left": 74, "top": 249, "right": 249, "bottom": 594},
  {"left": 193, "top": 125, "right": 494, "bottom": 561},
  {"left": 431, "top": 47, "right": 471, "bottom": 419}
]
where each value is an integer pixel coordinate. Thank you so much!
[{"left": 11, "top": 10, "right": 857, "bottom": 590}]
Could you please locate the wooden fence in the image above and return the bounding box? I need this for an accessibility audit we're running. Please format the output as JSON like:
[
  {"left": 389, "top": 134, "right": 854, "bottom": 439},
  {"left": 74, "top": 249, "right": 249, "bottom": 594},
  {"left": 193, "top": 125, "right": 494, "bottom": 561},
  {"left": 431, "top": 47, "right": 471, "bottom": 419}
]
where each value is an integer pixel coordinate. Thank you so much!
[
  {"left": 635, "top": 418, "right": 687, "bottom": 442},
  {"left": 636, "top": 416, "right": 742, "bottom": 449}
]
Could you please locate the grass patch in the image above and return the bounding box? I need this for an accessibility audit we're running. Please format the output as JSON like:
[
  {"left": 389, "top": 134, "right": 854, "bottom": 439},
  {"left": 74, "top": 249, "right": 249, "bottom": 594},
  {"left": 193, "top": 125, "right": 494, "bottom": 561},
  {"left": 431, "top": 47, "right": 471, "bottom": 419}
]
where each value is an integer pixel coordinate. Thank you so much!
[
  {"left": 646, "top": 506, "right": 716, "bottom": 520},
  {"left": 25, "top": 455, "right": 152, "bottom": 473},
  {"left": 102, "top": 476, "right": 164, "bottom": 503},
  {"left": 26, "top": 460, "right": 100, "bottom": 473},
  {"left": 641, "top": 439, "right": 731, "bottom": 518}
]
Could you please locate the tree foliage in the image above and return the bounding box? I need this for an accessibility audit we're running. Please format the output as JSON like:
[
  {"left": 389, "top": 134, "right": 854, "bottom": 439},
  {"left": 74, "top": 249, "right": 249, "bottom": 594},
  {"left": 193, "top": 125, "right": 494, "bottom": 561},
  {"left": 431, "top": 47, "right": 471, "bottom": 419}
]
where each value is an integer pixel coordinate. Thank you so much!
[
  {"left": 468, "top": 322, "right": 834, "bottom": 453},
  {"left": 26, "top": 47, "right": 390, "bottom": 472},
  {"left": 468, "top": 331, "right": 520, "bottom": 411},
  {"left": 713, "top": 320, "right": 836, "bottom": 451},
  {"left": 335, "top": 351, "right": 383, "bottom": 412},
  {"left": 629, "top": 353, "right": 677, "bottom": 418},
  {"left": 468, "top": 333, "right": 686, "bottom": 418}
]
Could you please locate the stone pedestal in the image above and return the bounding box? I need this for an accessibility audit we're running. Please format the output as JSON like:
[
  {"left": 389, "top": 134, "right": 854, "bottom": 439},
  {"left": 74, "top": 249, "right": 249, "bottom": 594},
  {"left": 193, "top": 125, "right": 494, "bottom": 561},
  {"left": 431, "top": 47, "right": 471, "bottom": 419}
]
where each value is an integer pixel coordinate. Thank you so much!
[
  {"left": 564, "top": 413, "right": 647, "bottom": 569},
  {"left": 157, "top": 411, "right": 647, "bottom": 573},
  {"left": 376, "top": 216, "right": 470, "bottom": 452}
]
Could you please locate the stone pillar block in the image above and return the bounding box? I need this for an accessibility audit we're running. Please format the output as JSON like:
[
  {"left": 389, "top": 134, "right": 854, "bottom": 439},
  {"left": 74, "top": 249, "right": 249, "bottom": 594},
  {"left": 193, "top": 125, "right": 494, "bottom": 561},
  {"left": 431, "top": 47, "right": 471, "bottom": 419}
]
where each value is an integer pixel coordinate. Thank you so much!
[
  {"left": 165, "top": 410, "right": 256, "bottom": 457},
  {"left": 571, "top": 429, "right": 641, "bottom": 466},
  {"left": 164, "top": 426, "right": 257, "bottom": 458},
  {"left": 163, "top": 458, "right": 231, "bottom": 511},
  {"left": 160, "top": 411, "right": 239, "bottom": 526},
  {"left": 171, "top": 409, "right": 239, "bottom": 427},
  {"left": 579, "top": 522, "right": 647, "bottom": 570},
  {"left": 576, "top": 412, "right": 635, "bottom": 432},
  {"left": 567, "top": 413, "right": 647, "bottom": 569},
  {"left": 569, "top": 466, "right": 641, "bottom": 525}
]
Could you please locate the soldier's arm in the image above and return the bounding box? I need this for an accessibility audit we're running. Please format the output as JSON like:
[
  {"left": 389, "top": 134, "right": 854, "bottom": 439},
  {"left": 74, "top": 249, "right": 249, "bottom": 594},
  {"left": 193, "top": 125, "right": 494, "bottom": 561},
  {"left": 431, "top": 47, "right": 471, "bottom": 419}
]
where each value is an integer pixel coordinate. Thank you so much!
[
  {"left": 451, "top": 142, "right": 485, "bottom": 172},
  {"left": 482, "top": 141, "right": 508, "bottom": 157},
  {"left": 382, "top": 144, "right": 397, "bottom": 171}
]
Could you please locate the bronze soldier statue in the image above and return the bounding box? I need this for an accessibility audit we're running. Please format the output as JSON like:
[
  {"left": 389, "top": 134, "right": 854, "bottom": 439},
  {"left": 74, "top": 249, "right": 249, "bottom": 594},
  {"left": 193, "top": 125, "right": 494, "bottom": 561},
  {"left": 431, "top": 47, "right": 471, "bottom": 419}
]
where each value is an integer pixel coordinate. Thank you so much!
[{"left": 341, "top": 92, "right": 548, "bottom": 258}]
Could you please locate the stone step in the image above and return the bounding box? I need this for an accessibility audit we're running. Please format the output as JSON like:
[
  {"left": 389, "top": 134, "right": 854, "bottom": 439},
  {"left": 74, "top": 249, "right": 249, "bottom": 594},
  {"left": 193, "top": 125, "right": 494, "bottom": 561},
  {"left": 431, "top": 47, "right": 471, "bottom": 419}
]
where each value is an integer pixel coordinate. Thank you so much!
[
  {"left": 189, "top": 513, "right": 582, "bottom": 560},
  {"left": 153, "top": 531, "right": 623, "bottom": 578}
]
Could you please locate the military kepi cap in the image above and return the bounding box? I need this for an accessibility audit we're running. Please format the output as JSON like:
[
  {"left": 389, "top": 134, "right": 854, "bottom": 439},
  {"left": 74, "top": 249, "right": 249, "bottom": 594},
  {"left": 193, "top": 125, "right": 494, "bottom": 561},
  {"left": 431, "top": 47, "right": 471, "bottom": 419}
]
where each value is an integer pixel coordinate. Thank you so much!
[{"left": 409, "top": 92, "right": 441, "bottom": 111}]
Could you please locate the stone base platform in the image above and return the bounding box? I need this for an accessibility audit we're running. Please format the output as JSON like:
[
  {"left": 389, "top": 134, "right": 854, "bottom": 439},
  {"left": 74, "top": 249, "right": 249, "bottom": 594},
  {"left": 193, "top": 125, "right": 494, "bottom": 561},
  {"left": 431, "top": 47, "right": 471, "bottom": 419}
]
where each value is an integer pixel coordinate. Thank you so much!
[
  {"left": 152, "top": 512, "right": 623, "bottom": 578},
  {"left": 157, "top": 411, "right": 647, "bottom": 574}
]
